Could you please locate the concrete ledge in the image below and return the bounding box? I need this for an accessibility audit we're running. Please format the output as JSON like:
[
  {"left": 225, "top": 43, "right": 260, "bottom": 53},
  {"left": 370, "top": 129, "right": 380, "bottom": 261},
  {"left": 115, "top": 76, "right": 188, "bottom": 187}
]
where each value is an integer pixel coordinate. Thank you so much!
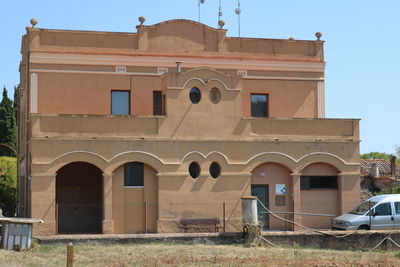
[
  {"left": 35, "top": 232, "right": 241, "bottom": 245},
  {"left": 262, "top": 230, "right": 400, "bottom": 250},
  {"left": 35, "top": 230, "right": 400, "bottom": 251}
]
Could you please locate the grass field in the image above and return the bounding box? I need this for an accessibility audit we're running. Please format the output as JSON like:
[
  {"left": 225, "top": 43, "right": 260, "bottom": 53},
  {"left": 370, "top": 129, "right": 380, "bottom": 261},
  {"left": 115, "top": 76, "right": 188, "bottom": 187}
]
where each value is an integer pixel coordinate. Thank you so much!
[{"left": 0, "top": 242, "right": 400, "bottom": 267}]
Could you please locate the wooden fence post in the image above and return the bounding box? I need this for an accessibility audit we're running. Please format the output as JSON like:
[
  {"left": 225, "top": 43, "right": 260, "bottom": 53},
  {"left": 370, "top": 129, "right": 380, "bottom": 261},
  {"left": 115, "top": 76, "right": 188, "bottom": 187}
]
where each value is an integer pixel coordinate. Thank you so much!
[{"left": 67, "top": 242, "right": 74, "bottom": 267}]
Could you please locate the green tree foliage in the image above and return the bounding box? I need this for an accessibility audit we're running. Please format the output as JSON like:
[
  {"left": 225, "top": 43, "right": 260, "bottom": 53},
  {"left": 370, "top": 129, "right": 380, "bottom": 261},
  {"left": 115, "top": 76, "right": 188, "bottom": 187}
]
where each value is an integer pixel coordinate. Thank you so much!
[
  {"left": 361, "top": 151, "right": 400, "bottom": 163},
  {"left": 0, "top": 87, "right": 17, "bottom": 156},
  {"left": 361, "top": 152, "right": 393, "bottom": 160},
  {"left": 0, "top": 156, "right": 17, "bottom": 216},
  {"left": 376, "top": 182, "right": 400, "bottom": 195}
]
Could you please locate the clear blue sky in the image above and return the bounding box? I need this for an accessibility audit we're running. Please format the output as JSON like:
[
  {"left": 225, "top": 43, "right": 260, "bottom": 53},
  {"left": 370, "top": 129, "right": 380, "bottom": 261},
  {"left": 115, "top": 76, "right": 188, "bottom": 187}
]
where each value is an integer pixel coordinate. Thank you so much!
[{"left": 2, "top": 0, "right": 399, "bottom": 155}]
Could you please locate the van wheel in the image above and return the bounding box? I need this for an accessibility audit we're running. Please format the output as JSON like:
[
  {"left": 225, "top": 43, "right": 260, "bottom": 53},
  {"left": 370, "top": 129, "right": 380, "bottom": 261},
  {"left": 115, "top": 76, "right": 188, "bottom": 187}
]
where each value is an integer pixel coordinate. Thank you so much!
[{"left": 358, "top": 225, "right": 370, "bottom": 230}]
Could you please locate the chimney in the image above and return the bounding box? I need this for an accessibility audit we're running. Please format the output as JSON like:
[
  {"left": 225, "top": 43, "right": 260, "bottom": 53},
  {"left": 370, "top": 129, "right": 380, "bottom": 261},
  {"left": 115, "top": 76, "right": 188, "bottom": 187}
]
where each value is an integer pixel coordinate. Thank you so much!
[
  {"left": 370, "top": 163, "right": 379, "bottom": 178},
  {"left": 391, "top": 156, "right": 397, "bottom": 177}
]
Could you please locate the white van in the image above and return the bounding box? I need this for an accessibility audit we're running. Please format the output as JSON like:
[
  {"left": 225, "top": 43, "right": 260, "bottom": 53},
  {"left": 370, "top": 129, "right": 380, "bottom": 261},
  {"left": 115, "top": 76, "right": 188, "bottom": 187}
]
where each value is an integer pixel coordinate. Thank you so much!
[{"left": 332, "top": 194, "right": 400, "bottom": 230}]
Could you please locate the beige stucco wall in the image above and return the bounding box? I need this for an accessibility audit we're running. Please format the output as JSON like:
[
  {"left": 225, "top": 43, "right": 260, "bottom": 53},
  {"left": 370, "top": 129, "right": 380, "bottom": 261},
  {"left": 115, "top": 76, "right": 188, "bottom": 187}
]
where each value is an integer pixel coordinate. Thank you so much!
[{"left": 33, "top": 68, "right": 320, "bottom": 118}]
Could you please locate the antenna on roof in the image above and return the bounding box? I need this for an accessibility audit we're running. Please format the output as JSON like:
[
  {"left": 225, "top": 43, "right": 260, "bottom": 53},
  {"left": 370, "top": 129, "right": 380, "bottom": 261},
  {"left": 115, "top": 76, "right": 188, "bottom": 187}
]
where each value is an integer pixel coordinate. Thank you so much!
[
  {"left": 218, "top": 0, "right": 223, "bottom": 27},
  {"left": 235, "top": 0, "right": 241, "bottom": 37},
  {"left": 198, "top": 0, "right": 205, "bottom": 23}
]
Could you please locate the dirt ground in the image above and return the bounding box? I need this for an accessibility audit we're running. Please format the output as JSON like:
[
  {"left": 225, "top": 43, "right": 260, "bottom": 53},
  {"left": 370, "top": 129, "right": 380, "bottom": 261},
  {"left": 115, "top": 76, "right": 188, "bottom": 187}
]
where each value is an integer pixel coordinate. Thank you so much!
[{"left": 0, "top": 243, "right": 399, "bottom": 267}]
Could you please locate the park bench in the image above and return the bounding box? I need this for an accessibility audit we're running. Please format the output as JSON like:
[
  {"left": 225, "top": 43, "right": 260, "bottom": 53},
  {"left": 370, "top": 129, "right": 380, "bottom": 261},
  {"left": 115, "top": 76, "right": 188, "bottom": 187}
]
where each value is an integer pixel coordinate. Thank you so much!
[{"left": 180, "top": 218, "right": 221, "bottom": 233}]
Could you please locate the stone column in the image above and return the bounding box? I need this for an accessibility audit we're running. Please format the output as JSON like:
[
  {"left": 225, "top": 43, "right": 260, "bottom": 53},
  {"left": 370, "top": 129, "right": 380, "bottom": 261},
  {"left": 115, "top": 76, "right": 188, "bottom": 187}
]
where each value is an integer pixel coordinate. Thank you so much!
[
  {"left": 102, "top": 173, "right": 114, "bottom": 234},
  {"left": 30, "top": 173, "right": 57, "bottom": 236},
  {"left": 291, "top": 173, "right": 302, "bottom": 231},
  {"left": 338, "top": 172, "right": 361, "bottom": 214}
]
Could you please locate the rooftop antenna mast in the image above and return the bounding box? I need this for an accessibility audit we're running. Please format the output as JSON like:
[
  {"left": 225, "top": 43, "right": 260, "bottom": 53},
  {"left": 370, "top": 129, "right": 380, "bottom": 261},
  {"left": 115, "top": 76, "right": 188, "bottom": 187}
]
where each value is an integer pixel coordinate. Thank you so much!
[
  {"left": 235, "top": 0, "right": 241, "bottom": 37},
  {"left": 198, "top": 0, "right": 205, "bottom": 22},
  {"left": 218, "top": 0, "right": 223, "bottom": 26}
]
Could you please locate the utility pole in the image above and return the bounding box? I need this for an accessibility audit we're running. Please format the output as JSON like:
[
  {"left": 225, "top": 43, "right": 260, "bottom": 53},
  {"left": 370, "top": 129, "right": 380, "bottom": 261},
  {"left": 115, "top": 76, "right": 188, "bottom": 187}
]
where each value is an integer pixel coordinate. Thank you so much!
[
  {"left": 235, "top": 0, "right": 241, "bottom": 37},
  {"left": 218, "top": 0, "right": 223, "bottom": 25},
  {"left": 198, "top": 0, "right": 205, "bottom": 23}
]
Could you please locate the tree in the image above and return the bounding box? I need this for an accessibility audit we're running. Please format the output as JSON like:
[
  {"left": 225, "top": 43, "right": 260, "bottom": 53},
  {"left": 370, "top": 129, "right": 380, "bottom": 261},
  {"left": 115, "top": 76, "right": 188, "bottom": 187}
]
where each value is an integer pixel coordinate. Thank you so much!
[
  {"left": 361, "top": 151, "right": 400, "bottom": 164},
  {"left": 0, "top": 156, "right": 17, "bottom": 216},
  {"left": 361, "top": 152, "right": 393, "bottom": 160},
  {"left": 0, "top": 87, "right": 17, "bottom": 157}
]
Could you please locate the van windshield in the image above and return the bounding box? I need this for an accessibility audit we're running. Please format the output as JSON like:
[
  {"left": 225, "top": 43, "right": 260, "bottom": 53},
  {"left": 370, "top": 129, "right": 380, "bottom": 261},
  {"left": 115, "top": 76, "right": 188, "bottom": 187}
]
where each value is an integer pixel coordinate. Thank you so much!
[{"left": 348, "top": 201, "right": 377, "bottom": 215}]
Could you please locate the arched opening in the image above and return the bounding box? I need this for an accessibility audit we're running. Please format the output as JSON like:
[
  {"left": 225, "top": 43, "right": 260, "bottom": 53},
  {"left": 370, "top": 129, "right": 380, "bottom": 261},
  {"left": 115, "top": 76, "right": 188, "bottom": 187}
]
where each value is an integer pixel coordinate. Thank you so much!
[
  {"left": 112, "top": 162, "right": 158, "bottom": 233},
  {"left": 300, "top": 162, "right": 339, "bottom": 229},
  {"left": 251, "top": 162, "right": 292, "bottom": 231},
  {"left": 56, "top": 162, "right": 103, "bottom": 234}
]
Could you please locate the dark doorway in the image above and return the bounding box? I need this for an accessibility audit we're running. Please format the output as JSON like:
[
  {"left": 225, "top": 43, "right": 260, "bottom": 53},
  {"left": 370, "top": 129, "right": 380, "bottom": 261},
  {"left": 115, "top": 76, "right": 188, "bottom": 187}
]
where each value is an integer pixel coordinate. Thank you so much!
[
  {"left": 251, "top": 185, "right": 269, "bottom": 230},
  {"left": 56, "top": 162, "right": 103, "bottom": 234}
]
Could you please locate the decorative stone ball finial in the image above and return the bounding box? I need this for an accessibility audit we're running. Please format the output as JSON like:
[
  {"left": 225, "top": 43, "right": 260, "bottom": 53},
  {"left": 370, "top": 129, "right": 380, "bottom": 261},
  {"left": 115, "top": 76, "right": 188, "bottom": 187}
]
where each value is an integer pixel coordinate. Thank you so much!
[
  {"left": 138, "top": 16, "right": 146, "bottom": 25},
  {"left": 315, "top": 32, "right": 322, "bottom": 41},
  {"left": 30, "top": 18, "right": 38, "bottom": 28},
  {"left": 218, "top": 20, "right": 225, "bottom": 29}
]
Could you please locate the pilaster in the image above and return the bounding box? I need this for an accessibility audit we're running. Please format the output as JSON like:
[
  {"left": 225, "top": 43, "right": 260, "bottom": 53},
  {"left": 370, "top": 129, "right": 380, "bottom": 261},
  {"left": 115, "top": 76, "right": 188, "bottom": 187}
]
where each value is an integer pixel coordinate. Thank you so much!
[
  {"left": 30, "top": 173, "right": 56, "bottom": 236},
  {"left": 291, "top": 173, "right": 302, "bottom": 231},
  {"left": 102, "top": 173, "right": 114, "bottom": 234},
  {"left": 338, "top": 172, "right": 361, "bottom": 214}
]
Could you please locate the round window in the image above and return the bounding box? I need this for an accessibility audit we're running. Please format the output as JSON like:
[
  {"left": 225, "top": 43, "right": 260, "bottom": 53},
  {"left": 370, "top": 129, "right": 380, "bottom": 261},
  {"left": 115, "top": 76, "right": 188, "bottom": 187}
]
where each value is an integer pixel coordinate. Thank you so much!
[
  {"left": 189, "top": 162, "right": 201, "bottom": 178},
  {"left": 209, "top": 162, "right": 221, "bottom": 178},
  {"left": 189, "top": 87, "right": 201, "bottom": 104},
  {"left": 209, "top": 88, "right": 221, "bottom": 104}
]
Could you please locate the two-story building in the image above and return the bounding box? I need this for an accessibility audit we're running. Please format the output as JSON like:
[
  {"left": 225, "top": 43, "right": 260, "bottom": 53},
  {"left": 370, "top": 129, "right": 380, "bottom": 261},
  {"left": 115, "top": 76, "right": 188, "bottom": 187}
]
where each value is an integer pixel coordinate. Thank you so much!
[{"left": 17, "top": 19, "right": 360, "bottom": 235}]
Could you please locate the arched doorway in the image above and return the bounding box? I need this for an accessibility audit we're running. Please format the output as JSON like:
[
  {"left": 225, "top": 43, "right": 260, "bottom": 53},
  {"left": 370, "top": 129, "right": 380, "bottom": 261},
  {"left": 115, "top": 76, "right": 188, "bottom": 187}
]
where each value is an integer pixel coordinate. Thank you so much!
[
  {"left": 112, "top": 162, "right": 158, "bottom": 233},
  {"left": 300, "top": 162, "right": 339, "bottom": 229},
  {"left": 56, "top": 162, "right": 103, "bottom": 234},
  {"left": 251, "top": 163, "right": 292, "bottom": 231}
]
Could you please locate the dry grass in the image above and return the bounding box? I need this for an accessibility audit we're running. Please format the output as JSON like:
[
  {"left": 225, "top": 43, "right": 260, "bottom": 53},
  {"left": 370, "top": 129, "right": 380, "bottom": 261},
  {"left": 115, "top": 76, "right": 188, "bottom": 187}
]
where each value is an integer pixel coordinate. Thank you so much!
[{"left": 0, "top": 242, "right": 399, "bottom": 267}]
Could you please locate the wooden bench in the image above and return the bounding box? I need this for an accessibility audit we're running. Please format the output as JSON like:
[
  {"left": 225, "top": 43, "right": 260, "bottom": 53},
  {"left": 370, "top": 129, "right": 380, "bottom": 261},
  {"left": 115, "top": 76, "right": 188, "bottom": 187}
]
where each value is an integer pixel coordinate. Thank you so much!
[{"left": 180, "top": 218, "right": 221, "bottom": 233}]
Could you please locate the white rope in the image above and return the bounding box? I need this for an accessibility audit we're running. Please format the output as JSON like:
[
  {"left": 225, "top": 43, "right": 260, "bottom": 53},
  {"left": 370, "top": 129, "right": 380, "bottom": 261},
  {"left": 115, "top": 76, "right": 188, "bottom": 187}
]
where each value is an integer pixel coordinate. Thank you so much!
[
  {"left": 387, "top": 236, "right": 400, "bottom": 249},
  {"left": 256, "top": 198, "right": 357, "bottom": 238},
  {"left": 259, "top": 235, "right": 281, "bottom": 248},
  {"left": 369, "top": 235, "right": 400, "bottom": 251},
  {"left": 369, "top": 236, "right": 389, "bottom": 251}
]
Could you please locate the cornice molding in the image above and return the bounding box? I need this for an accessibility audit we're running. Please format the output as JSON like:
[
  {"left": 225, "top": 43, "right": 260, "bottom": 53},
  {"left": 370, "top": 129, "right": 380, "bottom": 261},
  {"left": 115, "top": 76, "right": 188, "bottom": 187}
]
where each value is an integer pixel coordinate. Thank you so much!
[{"left": 30, "top": 52, "right": 325, "bottom": 73}]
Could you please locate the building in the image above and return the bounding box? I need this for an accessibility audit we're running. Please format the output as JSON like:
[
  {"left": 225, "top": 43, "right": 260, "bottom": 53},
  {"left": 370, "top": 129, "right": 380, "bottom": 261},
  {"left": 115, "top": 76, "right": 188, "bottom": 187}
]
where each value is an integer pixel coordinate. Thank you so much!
[
  {"left": 360, "top": 157, "right": 399, "bottom": 197},
  {"left": 17, "top": 18, "right": 360, "bottom": 235}
]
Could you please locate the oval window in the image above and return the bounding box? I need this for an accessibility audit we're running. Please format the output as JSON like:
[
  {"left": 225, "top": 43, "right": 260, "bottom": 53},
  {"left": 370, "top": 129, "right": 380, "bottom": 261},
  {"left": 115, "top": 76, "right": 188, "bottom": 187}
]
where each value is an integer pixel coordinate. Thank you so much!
[
  {"left": 189, "top": 87, "right": 201, "bottom": 104},
  {"left": 209, "top": 88, "right": 221, "bottom": 104},
  {"left": 209, "top": 162, "right": 221, "bottom": 178},
  {"left": 189, "top": 162, "right": 201, "bottom": 178}
]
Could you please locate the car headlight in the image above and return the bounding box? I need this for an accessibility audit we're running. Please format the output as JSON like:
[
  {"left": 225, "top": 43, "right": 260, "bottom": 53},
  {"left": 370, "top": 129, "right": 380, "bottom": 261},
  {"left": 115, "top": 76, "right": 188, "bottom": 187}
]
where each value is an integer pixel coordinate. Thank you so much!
[{"left": 334, "top": 220, "right": 351, "bottom": 227}]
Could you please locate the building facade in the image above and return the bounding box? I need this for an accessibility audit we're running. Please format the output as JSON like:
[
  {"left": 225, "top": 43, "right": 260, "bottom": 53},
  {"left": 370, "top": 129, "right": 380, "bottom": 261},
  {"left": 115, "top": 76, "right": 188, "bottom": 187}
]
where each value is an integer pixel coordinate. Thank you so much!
[{"left": 17, "top": 19, "right": 360, "bottom": 235}]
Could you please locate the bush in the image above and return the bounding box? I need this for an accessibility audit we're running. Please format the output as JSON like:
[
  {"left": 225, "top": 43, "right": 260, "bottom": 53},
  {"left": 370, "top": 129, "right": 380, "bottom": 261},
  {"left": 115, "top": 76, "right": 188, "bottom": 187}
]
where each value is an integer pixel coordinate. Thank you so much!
[
  {"left": 376, "top": 181, "right": 400, "bottom": 195},
  {"left": 0, "top": 156, "right": 17, "bottom": 216}
]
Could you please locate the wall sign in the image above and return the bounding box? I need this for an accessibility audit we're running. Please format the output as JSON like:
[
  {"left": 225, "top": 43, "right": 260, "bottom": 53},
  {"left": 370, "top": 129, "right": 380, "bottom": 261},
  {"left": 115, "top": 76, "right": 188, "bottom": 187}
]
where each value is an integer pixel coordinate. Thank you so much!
[
  {"left": 116, "top": 66, "right": 127, "bottom": 73},
  {"left": 276, "top": 196, "right": 286, "bottom": 206},
  {"left": 275, "top": 184, "right": 286, "bottom": 195}
]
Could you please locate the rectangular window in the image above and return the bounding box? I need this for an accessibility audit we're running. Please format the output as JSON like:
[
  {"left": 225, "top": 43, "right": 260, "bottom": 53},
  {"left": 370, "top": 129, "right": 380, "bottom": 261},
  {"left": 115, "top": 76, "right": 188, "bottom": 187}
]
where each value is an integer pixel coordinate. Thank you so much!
[
  {"left": 395, "top": 202, "right": 400, "bottom": 214},
  {"left": 124, "top": 162, "right": 144, "bottom": 187},
  {"left": 251, "top": 94, "right": 268, "bottom": 117},
  {"left": 300, "top": 176, "right": 338, "bottom": 190},
  {"left": 374, "top": 203, "right": 392, "bottom": 216},
  {"left": 111, "top": 91, "right": 130, "bottom": 115},
  {"left": 153, "top": 91, "right": 163, "bottom": 115}
]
